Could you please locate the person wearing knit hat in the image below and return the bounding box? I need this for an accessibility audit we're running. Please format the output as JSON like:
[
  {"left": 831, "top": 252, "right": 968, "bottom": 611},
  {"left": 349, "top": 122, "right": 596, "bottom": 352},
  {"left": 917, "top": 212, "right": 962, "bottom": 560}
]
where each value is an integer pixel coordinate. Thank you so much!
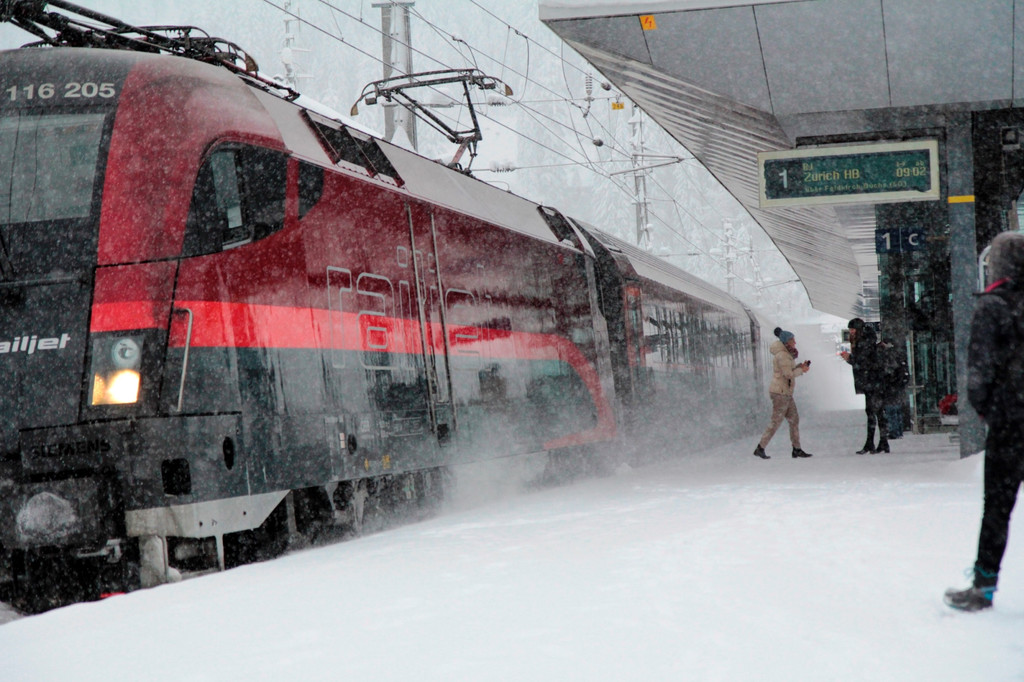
[
  {"left": 945, "top": 231, "right": 1024, "bottom": 612},
  {"left": 753, "top": 327, "right": 813, "bottom": 459}
]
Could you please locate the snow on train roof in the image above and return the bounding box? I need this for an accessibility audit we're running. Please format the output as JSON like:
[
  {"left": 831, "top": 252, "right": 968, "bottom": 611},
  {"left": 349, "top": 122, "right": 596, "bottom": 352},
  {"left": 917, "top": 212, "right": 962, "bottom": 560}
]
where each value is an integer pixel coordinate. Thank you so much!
[
  {"left": 257, "top": 88, "right": 750, "bottom": 319},
  {"left": 0, "top": 48, "right": 548, "bottom": 246},
  {"left": 256, "top": 85, "right": 753, "bottom": 308},
  {"left": 585, "top": 225, "right": 749, "bottom": 316},
  {"left": 253, "top": 86, "right": 564, "bottom": 248},
  {"left": 375, "top": 140, "right": 565, "bottom": 246}
]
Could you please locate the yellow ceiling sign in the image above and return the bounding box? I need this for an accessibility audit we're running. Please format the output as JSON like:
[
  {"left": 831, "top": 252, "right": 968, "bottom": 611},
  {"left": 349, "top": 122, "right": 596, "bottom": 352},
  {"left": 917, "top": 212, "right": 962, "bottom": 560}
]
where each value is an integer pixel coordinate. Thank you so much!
[
  {"left": 640, "top": 15, "right": 657, "bottom": 31},
  {"left": 612, "top": 101, "right": 625, "bottom": 110}
]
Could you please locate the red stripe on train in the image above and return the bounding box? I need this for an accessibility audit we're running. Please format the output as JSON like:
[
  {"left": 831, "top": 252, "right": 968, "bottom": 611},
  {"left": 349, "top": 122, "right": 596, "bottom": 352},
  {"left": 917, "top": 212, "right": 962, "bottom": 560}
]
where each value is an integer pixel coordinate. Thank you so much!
[{"left": 91, "top": 299, "right": 617, "bottom": 448}]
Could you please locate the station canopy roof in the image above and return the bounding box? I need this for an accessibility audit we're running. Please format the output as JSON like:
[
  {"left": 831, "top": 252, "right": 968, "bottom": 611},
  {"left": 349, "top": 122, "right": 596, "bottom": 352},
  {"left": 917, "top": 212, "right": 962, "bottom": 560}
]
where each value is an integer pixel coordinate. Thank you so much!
[{"left": 540, "top": 0, "right": 1020, "bottom": 318}]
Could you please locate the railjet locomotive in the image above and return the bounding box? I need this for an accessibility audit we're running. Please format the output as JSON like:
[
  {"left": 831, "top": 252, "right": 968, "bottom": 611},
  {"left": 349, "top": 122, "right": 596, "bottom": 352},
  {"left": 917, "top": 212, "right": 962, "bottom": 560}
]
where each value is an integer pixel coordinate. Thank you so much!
[{"left": 0, "top": 1, "right": 767, "bottom": 610}]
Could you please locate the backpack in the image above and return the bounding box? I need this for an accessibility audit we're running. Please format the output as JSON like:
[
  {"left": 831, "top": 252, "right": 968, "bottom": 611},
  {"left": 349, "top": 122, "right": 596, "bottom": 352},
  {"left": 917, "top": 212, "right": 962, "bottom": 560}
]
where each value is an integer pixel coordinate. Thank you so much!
[{"left": 879, "top": 342, "right": 910, "bottom": 397}]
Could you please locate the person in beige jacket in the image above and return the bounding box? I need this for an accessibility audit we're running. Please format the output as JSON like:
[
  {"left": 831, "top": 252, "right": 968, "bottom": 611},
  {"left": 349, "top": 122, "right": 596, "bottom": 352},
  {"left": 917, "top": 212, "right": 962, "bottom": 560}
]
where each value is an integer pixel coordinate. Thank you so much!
[{"left": 753, "top": 327, "right": 813, "bottom": 459}]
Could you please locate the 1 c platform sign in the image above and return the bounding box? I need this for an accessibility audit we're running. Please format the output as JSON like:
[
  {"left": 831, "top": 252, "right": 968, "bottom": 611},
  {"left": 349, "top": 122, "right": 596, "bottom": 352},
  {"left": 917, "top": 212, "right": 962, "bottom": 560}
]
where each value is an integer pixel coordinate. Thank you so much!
[{"left": 758, "top": 140, "right": 940, "bottom": 208}]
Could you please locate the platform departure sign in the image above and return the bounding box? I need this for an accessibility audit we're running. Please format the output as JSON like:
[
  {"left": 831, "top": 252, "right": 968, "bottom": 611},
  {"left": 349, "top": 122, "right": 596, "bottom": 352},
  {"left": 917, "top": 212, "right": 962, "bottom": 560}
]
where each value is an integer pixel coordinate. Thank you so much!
[{"left": 758, "top": 140, "right": 940, "bottom": 208}]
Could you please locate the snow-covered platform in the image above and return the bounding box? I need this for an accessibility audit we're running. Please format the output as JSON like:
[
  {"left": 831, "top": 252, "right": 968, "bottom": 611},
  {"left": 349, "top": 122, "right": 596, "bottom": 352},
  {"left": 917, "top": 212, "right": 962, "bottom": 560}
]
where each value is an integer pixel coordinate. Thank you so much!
[{"left": 3, "top": 409, "right": 1019, "bottom": 681}]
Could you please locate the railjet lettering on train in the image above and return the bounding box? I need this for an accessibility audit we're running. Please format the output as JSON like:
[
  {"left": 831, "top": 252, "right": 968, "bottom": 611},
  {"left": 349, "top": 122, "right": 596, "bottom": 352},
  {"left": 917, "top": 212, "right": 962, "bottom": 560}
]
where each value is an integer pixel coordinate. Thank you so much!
[
  {"left": 0, "top": 333, "right": 71, "bottom": 355},
  {"left": 0, "top": 0, "right": 771, "bottom": 613}
]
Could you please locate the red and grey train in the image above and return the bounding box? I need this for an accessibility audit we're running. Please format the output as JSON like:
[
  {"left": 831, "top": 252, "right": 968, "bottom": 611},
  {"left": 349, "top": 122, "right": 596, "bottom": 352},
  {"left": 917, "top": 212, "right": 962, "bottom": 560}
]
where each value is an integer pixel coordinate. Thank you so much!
[{"left": 0, "top": 14, "right": 767, "bottom": 610}]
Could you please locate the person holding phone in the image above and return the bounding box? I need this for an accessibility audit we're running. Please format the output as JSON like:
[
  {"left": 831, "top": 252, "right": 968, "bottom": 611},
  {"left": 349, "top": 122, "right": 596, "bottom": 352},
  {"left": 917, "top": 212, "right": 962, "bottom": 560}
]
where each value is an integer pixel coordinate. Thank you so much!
[
  {"left": 841, "top": 319, "right": 890, "bottom": 454},
  {"left": 753, "top": 327, "right": 813, "bottom": 459}
]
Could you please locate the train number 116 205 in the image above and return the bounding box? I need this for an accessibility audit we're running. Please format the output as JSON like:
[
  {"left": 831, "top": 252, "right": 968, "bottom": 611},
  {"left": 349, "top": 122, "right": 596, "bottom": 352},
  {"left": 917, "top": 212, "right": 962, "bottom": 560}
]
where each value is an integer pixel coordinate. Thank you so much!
[{"left": 6, "top": 81, "right": 117, "bottom": 101}]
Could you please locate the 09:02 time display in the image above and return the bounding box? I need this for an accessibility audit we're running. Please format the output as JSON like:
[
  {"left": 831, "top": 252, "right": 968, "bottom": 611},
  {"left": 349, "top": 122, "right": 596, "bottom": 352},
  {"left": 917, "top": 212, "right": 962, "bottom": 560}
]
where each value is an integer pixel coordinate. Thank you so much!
[{"left": 6, "top": 81, "right": 116, "bottom": 101}]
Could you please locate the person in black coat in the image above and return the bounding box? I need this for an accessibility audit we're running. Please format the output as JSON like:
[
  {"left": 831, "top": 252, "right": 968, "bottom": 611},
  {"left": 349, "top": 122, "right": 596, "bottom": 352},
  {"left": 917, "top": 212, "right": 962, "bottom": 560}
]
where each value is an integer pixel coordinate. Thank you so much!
[
  {"left": 945, "top": 231, "right": 1024, "bottom": 612},
  {"left": 841, "top": 319, "right": 889, "bottom": 453},
  {"left": 879, "top": 339, "right": 910, "bottom": 438}
]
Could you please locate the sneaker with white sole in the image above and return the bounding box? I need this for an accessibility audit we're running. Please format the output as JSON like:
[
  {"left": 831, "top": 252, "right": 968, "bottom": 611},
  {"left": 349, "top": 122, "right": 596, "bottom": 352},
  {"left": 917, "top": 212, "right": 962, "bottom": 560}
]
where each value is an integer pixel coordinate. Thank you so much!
[{"left": 943, "top": 585, "right": 995, "bottom": 612}]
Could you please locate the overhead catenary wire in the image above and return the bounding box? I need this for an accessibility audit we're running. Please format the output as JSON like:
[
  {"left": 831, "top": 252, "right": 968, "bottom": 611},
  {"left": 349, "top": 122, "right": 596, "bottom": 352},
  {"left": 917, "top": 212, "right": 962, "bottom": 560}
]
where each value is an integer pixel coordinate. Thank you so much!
[
  {"left": 258, "top": 0, "right": 393, "bottom": 78},
  {"left": 258, "top": 0, "right": 603, "bottom": 169},
  {"left": 257, "top": 0, "right": 779, "bottom": 299},
  {"left": 292, "top": 0, "right": 636, "bottom": 170},
  {"left": 458, "top": 0, "right": 630, "bottom": 171},
  {"left": 320, "top": 3, "right": 736, "bottom": 274},
  {"left": 456, "top": 7, "right": 771, "bottom": 260},
  {"left": 297, "top": 0, "right": 607, "bottom": 167},
  {"left": 419, "top": 5, "right": 793, "bottom": 303},
  {"left": 464, "top": 0, "right": 593, "bottom": 81},
  {"left": 643, "top": 167, "right": 792, "bottom": 286},
  {"left": 403, "top": 4, "right": 608, "bottom": 165},
  {"left": 401, "top": 1, "right": 646, "bottom": 170},
  {"left": 477, "top": 159, "right": 698, "bottom": 171},
  {"left": 264, "top": 2, "right": 680, "bottom": 173},
  {"left": 439, "top": 10, "right": 710, "bottom": 197},
  {"left": 329, "top": 6, "right": 740, "bottom": 232}
]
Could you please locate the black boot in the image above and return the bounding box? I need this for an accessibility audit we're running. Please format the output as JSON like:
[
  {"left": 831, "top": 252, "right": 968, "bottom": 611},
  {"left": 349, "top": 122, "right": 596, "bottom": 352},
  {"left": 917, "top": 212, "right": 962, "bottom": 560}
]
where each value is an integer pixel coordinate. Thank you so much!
[
  {"left": 875, "top": 438, "right": 889, "bottom": 453},
  {"left": 753, "top": 445, "right": 769, "bottom": 459},
  {"left": 856, "top": 425, "right": 875, "bottom": 455},
  {"left": 792, "top": 447, "right": 812, "bottom": 458}
]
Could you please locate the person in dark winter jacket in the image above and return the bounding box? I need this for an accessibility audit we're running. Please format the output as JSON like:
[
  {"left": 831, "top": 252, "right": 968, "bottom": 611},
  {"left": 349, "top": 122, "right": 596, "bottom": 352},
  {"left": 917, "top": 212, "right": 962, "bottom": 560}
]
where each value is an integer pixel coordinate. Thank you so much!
[
  {"left": 753, "top": 327, "right": 813, "bottom": 459},
  {"left": 879, "top": 340, "right": 910, "bottom": 438},
  {"left": 841, "top": 319, "right": 889, "bottom": 454},
  {"left": 945, "top": 231, "right": 1024, "bottom": 612}
]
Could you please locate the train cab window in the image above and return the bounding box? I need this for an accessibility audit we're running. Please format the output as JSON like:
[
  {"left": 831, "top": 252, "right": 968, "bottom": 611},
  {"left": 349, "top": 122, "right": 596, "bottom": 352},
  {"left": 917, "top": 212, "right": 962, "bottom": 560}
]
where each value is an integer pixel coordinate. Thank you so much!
[
  {"left": 0, "top": 112, "right": 106, "bottom": 224},
  {"left": 298, "top": 161, "right": 323, "bottom": 218},
  {"left": 184, "top": 146, "right": 288, "bottom": 257},
  {"left": 0, "top": 111, "right": 109, "bottom": 275},
  {"left": 208, "top": 151, "right": 244, "bottom": 244}
]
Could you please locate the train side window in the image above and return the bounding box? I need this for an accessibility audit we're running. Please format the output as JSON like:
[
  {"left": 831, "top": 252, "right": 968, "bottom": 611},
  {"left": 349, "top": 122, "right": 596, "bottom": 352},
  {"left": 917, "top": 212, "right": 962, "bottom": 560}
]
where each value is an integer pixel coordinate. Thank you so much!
[
  {"left": 184, "top": 146, "right": 288, "bottom": 257},
  {"left": 211, "top": 151, "right": 246, "bottom": 246},
  {"left": 240, "top": 147, "right": 287, "bottom": 243},
  {"left": 184, "top": 150, "right": 238, "bottom": 256},
  {"left": 298, "top": 161, "right": 324, "bottom": 218}
]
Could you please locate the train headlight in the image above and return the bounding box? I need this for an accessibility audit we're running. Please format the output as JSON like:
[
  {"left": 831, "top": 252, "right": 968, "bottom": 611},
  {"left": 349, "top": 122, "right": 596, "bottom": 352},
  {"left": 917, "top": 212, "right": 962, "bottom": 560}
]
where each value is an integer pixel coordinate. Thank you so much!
[
  {"left": 92, "top": 369, "right": 141, "bottom": 405},
  {"left": 90, "top": 335, "right": 144, "bottom": 405}
]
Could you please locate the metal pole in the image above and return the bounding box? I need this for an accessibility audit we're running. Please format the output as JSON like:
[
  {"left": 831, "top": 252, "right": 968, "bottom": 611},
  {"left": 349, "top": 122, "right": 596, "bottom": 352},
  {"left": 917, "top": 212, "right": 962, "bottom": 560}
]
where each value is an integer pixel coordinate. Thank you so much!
[
  {"left": 280, "top": 1, "right": 300, "bottom": 90},
  {"left": 630, "top": 105, "right": 651, "bottom": 250},
  {"left": 947, "top": 113, "right": 984, "bottom": 457},
  {"left": 374, "top": 1, "right": 417, "bottom": 150},
  {"left": 906, "top": 330, "right": 919, "bottom": 433},
  {"left": 723, "top": 221, "right": 736, "bottom": 297}
]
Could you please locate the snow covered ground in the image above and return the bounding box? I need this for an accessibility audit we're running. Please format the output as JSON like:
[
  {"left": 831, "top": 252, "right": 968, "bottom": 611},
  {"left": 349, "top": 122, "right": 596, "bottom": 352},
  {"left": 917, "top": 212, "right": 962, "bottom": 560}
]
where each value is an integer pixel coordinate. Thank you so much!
[{"left": 2, "top": 409, "right": 1021, "bottom": 681}]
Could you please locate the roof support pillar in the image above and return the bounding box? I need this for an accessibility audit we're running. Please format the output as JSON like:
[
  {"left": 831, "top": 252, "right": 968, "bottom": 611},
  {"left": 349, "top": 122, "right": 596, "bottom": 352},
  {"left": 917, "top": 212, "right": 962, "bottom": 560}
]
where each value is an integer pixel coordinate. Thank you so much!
[{"left": 947, "top": 113, "right": 984, "bottom": 457}]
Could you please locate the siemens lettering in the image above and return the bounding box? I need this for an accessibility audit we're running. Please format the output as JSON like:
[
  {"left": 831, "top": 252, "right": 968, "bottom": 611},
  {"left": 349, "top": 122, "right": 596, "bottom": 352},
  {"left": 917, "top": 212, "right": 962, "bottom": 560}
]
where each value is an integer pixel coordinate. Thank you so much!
[
  {"left": 29, "top": 438, "right": 111, "bottom": 459},
  {"left": 0, "top": 333, "right": 71, "bottom": 355}
]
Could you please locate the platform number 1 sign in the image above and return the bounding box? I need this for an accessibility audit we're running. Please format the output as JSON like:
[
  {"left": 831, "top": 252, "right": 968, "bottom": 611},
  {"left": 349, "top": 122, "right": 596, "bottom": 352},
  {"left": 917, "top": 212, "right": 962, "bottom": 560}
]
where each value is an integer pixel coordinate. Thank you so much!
[{"left": 876, "top": 226, "right": 927, "bottom": 254}]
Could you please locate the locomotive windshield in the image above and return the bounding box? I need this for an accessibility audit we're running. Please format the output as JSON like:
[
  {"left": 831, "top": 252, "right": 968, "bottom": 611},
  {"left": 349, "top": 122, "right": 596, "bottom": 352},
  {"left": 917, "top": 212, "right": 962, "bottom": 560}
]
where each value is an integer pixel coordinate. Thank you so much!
[
  {"left": 0, "top": 111, "right": 105, "bottom": 223},
  {"left": 0, "top": 110, "right": 107, "bottom": 277}
]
